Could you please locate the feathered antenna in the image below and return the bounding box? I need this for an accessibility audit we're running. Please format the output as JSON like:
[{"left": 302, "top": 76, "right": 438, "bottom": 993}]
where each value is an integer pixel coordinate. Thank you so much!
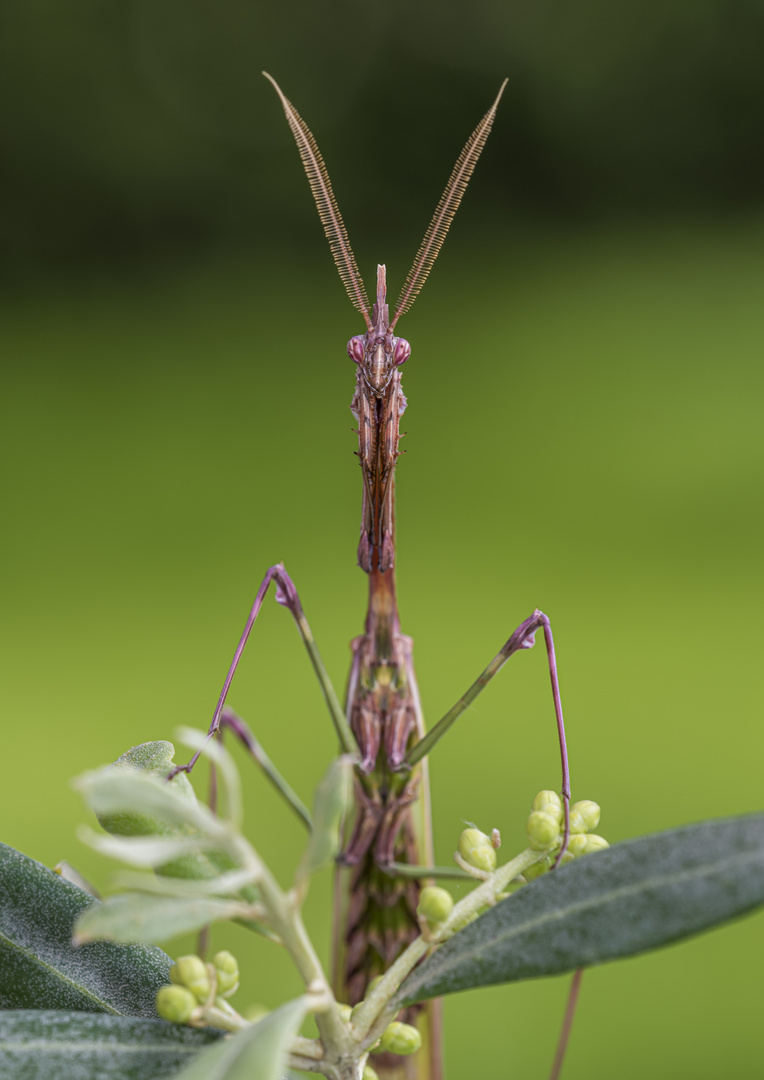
[
  {"left": 390, "top": 79, "right": 508, "bottom": 330},
  {"left": 263, "top": 72, "right": 372, "bottom": 330}
]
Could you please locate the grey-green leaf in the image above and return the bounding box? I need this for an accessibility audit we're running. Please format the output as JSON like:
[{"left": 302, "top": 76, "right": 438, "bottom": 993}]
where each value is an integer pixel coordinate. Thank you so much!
[
  {"left": 173, "top": 997, "right": 306, "bottom": 1080},
  {"left": 75, "top": 768, "right": 220, "bottom": 840},
  {"left": 398, "top": 814, "right": 764, "bottom": 1004},
  {"left": 74, "top": 894, "right": 245, "bottom": 945},
  {"left": 0, "top": 842, "right": 171, "bottom": 1014},
  {"left": 77, "top": 741, "right": 272, "bottom": 940},
  {"left": 0, "top": 1010, "right": 219, "bottom": 1080},
  {"left": 295, "top": 756, "right": 353, "bottom": 886}
]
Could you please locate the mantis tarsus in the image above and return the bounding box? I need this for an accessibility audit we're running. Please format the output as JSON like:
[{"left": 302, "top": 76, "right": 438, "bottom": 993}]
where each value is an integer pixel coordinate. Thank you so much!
[{"left": 175, "top": 74, "right": 573, "bottom": 1080}]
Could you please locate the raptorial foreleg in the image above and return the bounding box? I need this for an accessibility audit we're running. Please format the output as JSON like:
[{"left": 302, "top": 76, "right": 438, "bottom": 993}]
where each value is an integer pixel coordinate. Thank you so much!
[
  {"left": 404, "top": 610, "right": 571, "bottom": 861},
  {"left": 171, "top": 563, "right": 358, "bottom": 778}
]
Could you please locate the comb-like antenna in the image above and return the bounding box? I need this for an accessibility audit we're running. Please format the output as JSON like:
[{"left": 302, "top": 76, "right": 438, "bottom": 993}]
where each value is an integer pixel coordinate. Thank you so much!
[
  {"left": 263, "top": 72, "right": 372, "bottom": 330},
  {"left": 391, "top": 79, "right": 508, "bottom": 330}
]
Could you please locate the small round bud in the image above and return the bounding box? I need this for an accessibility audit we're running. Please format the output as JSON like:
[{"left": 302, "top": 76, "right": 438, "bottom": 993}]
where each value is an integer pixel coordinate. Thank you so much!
[
  {"left": 338, "top": 1003, "right": 353, "bottom": 1023},
  {"left": 212, "top": 950, "right": 239, "bottom": 996},
  {"left": 379, "top": 1021, "right": 422, "bottom": 1056},
  {"left": 583, "top": 834, "right": 609, "bottom": 854},
  {"left": 156, "top": 984, "right": 197, "bottom": 1024},
  {"left": 568, "top": 810, "right": 588, "bottom": 835},
  {"left": 532, "top": 790, "right": 563, "bottom": 824},
  {"left": 417, "top": 886, "right": 454, "bottom": 926},
  {"left": 363, "top": 1066, "right": 380, "bottom": 1080},
  {"left": 567, "top": 834, "right": 588, "bottom": 857},
  {"left": 169, "top": 955, "right": 210, "bottom": 1002},
  {"left": 571, "top": 800, "right": 600, "bottom": 832},
  {"left": 458, "top": 828, "right": 497, "bottom": 873},
  {"left": 523, "top": 854, "right": 554, "bottom": 880},
  {"left": 526, "top": 810, "right": 561, "bottom": 851}
]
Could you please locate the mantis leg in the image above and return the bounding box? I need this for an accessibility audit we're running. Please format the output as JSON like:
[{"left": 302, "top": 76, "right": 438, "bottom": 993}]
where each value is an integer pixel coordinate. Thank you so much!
[
  {"left": 405, "top": 609, "right": 571, "bottom": 859},
  {"left": 213, "top": 705, "right": 312, "bottom": 829},
  {"left": 171, "top": 562, "right": 358, "bottom": 779}
]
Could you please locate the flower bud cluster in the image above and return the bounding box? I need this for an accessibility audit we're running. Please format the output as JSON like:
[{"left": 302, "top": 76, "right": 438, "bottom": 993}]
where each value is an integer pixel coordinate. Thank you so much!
[
  {"left": 523, "top": 792, "right": 608, "bottom": 881},
  {"left": 156, "top": 951, "right": 240, "bottom": 1026}
]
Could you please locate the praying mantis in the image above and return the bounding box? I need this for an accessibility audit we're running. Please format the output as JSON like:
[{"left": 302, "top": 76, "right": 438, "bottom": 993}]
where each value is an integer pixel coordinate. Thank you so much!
[{"left": 175, "top": 74, "right": 572, "bottom": 1080}]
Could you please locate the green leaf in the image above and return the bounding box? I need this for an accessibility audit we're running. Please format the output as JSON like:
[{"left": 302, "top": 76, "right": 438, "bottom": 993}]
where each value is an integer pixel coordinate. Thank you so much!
[
  {"left": 74, "top": 894, "right": 245, "bottom": 945},
  {"left": 398, "top": 814, "right": 764, "bottom": 1004},
  {"left": 78, "top": 828, "right": 214, "bottom": 868},
  {"left": 0, "top": 1010, "right": 219, "bottom": 1080},
  {"left": 76, "top": 742, "right": 273, "bottom": 941},
  {"left": 0, "top": 842, "right": 172, "bottom": 1014},
  {"left": 173, "top": 997, "right": 306, "bottom": 1080},
  {"left": 75, "top": 767, "right": 222, "bottom": 840},
  {"left": 295, "top": 756, "right": 353, "bottom": 886}
]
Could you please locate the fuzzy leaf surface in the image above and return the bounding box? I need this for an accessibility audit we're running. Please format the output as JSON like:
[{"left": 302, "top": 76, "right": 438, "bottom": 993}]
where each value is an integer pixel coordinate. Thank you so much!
[
  {"left": 0, "top": 1010, "right": 219, "bottom": 1080},
  {"left": 398, "top": 814, "right": 764, "bottom": 1004},
  {"left": 173, "top": 997, "right": 306, "bottom": 1080},
  {"left": 0, "top": 843, "right": 171, "bottom": 1014},
  {"left": 77, "top": 742, "right": 271, "bottom": 940}
]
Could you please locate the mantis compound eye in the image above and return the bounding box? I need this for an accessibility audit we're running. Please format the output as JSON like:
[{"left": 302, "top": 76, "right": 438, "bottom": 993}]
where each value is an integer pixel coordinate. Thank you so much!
[
  {"left": 393, "top": 338, "right": 411, "bottom": 366},
  {"left": 347, "top": 336, "right": 365, "bottom": 364}
]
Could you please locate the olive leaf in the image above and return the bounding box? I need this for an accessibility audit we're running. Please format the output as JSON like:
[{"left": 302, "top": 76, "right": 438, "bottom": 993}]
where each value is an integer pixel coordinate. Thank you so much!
[
  {"left": 0, "top": 1011, "right": 219, "bottom": 1080},
  {"left": 75, "top": 741, "right": 272, "bottom": 940},
  {"left": 397, "top": 814, "right": 764, "bottom": 1004},
  {"left": 295, "top": 756, "right": 353, "bottom": 888},
  {"left": 0, "top": 842, "right": 171, "bottom": 1013},
  {"left": 172, "top": 997, "right": 306, "bottom": 1080},
  {"left": 73, "top": 893, "right": 248, "bottom": 945}
]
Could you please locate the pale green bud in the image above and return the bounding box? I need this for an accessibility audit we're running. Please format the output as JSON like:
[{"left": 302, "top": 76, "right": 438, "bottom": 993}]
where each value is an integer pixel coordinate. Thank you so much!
[
  {"left": 567, "top": 834, "right": 588, "bottom": 857},
  {"left": 338, "top": 1004, "right": 353, "bottom": 1024},
  {"left": 156, "top": 984, "right": 197, "bottom": 1024},
  {"left": 363, "top": 1067, "right": 379, "bottom": 1080},
  {"left": 532, "top": 790, "right": 563, "bottom": 824},
  {"left": 379, "top": 1021, "right": 422, "bottom": 1056},
  {"left": 583, "top": 834, "right": 609, "bottom": 854},
  {"left": 417, "top": 886, "right": 454, "bottom": 926},
  {"left": 169, "top": 955, "right": 210, "bottom": 1002},
  {"left": 569, "top": 810, "right": 588, "bottom": 834},
  {"left": 523, "top": 854, "right": 554, "bottom": 880},
  {"left": 458, "top": 828, "right": 497, "bottom": 872},
  {"left": 526, "top": 810, "right": 561, "bottom": 851},
  {"left": 571, "top": 800, "right": 600, "bottom": 832},
  {"left": 212, "top": 950, "right": 239, "bottom": 996}
]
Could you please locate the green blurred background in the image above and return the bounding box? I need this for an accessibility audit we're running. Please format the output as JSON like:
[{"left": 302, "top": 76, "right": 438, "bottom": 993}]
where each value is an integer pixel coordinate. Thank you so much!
[{"left": 2, "top": 1, "right": 763, "bottom": 1076}]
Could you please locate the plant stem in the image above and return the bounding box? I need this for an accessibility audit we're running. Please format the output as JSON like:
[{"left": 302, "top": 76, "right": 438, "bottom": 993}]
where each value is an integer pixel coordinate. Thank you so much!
[
  {"left": 247, "top": 853, "right": 350, "bottom": 1060},
  {"left": 351, "top": 846, "right": 542, "bottom": 1042}
]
